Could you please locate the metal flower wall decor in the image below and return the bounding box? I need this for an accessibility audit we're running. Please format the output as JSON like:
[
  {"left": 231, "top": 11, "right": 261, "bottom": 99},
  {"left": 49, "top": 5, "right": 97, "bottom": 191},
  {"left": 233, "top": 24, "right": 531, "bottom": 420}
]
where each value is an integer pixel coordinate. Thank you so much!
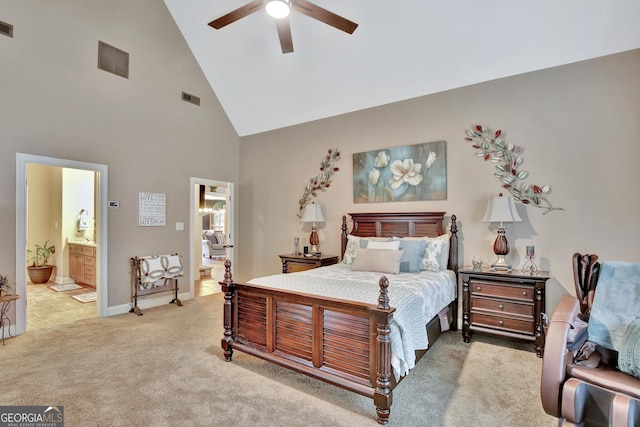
[
  {"left": 465, "top": 124, "right": 562, "bottom": 214},
  {"left": 297, "top": 148, "right": 341, "bottom": 218}
]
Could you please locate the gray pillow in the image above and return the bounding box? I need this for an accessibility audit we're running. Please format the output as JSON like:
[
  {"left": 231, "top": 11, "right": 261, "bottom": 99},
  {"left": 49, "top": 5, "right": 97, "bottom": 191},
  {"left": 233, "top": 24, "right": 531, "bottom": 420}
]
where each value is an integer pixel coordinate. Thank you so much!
[{"left": 397, "top": 239, "right": 426, "bottom": 273}]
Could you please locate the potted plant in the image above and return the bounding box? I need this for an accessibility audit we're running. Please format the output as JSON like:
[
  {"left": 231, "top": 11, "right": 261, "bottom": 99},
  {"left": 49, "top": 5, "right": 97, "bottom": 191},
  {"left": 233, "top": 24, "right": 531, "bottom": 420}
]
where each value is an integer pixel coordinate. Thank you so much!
[
  {"left": 0, "top": 274, "right": 13, "bottom": 297},
  {"left": 26, "top": 240, "right": 56, "bottom": 284}
]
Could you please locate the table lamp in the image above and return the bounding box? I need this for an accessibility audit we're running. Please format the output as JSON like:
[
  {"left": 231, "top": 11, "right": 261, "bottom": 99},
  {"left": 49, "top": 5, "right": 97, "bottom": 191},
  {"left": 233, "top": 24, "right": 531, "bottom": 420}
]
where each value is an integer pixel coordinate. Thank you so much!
[
  {"left": 300, "top": 203, "right": 325, "bottom": 253},
  {"left": 482, "top": 194, "right": 522, "bottom": 270}
]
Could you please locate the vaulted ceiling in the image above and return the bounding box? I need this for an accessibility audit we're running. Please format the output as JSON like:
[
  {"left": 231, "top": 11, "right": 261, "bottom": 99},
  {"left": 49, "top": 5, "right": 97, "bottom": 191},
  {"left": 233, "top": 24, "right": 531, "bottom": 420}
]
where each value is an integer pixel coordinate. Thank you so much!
[{"left": 163, "top": 0, "right": 640, "bottom": 136}]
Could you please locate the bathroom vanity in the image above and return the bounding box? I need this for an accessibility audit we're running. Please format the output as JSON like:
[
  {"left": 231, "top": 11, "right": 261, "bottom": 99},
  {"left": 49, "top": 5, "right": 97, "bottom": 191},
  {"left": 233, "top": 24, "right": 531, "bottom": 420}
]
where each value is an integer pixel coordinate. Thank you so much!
[{"left": 69, "top": 242, "right": 96, "bottom": 287}]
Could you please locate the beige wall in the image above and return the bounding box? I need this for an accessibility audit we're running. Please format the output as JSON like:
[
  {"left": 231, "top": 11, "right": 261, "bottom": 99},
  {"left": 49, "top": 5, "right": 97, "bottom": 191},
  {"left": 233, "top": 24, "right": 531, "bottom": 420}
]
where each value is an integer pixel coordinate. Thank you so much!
[
  {"left": 238, "top": 49, "right": 640, "bottom": 313},
  {"left": 1, "top": 1, "right": 239, "bottom": 307},
  {"left": 3, "top": 1, "right": 639, "bottom": 318}
]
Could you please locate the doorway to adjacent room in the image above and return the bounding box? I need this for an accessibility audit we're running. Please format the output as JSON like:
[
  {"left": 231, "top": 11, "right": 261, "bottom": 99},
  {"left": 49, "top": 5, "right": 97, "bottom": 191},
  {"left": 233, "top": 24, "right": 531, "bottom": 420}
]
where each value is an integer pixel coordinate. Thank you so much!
[
  {"left": 15, "top": 153, "right": 108, "bottom": 336},
  {"left": 190, "top": 178, "right": 234, "bottom": 298}
]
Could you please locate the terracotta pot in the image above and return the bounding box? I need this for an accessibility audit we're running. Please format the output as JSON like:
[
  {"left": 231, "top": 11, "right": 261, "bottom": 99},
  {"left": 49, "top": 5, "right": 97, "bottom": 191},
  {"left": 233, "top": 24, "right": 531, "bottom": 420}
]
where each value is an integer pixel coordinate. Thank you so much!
[{"left": 27, "top": 265, "right": 55, "bottom": 284}]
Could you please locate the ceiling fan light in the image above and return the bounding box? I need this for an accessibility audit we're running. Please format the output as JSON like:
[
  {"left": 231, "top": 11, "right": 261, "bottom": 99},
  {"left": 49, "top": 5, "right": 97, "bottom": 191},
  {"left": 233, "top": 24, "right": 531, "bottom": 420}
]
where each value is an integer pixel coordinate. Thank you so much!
[{"left": 265, "top": 0, "right": 291, "bottom": 19}]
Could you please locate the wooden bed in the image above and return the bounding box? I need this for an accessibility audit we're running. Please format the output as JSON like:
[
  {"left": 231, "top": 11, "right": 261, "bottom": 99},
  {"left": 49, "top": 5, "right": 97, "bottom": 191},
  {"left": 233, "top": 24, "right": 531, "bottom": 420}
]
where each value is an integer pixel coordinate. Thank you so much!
[{"left": 219, "top": 212, "right": 459, "bottom": 424}]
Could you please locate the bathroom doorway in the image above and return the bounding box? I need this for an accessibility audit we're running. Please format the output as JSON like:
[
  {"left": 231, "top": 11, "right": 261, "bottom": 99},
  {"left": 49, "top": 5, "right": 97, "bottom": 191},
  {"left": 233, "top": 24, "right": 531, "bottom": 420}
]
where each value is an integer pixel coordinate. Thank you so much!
[{"left": 15, "top": 153, "right": 108, "bottom": 336}]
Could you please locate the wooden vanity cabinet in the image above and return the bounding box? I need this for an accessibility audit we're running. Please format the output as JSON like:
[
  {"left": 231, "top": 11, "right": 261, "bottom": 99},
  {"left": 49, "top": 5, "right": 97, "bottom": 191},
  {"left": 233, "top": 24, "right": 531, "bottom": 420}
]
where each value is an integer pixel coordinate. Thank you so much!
[{"left": 69, "top": 244, "right": 96, "bottom": 287}]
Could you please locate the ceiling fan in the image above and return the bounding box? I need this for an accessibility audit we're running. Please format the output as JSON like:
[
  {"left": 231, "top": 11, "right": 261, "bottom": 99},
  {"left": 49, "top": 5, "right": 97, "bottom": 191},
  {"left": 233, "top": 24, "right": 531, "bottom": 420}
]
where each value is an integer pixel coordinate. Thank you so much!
[{"left": 208, "top": 0, "right": 358, "bottom": 54}]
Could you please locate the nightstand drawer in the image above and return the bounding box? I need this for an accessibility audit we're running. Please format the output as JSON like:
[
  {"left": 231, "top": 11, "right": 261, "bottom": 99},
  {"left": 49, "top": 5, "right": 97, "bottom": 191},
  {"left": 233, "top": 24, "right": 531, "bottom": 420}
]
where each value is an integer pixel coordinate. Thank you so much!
[
  {"left": 285, "top": 262, "right": 314, "bottom": 273},
  {"left": 279, "top": 254, "right": 339, "bottom": 274},
  {"left": 471, "top": 296, "right": 534, "bottom": 318},
  {"left": 470, "top": 281, "right": 534, "bottom": 302},
  {"left": 471, "top": 312, "right": 534, "bottom": 335}
]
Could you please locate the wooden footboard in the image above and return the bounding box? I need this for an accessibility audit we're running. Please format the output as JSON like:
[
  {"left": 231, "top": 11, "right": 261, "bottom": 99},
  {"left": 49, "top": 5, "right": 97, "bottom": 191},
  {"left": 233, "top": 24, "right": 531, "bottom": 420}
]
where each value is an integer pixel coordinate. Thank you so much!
[{"left": 220, "top": 259, "right": 396, "bottom": 423}]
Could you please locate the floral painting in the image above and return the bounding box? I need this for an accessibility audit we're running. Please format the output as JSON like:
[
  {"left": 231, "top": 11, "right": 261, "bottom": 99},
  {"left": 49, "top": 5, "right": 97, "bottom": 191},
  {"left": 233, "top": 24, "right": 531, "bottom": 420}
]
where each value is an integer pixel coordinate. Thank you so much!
[{"left": 353, "top": 141, "right": 447, "bottom": 203}]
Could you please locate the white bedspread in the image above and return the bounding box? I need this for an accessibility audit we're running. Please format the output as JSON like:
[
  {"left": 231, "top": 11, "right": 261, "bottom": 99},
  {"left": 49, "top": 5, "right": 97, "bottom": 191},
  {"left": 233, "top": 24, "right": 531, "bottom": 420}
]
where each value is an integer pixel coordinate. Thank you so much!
[{"left": 248, "top": 264, "right": 456, "bottom": 379}]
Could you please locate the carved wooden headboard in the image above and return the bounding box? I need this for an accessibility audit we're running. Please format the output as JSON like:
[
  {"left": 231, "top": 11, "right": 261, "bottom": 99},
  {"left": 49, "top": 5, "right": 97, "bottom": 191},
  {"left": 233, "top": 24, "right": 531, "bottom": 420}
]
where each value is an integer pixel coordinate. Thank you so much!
[{"left": 340, "top": 212, "right": 458, "bottom": 273}]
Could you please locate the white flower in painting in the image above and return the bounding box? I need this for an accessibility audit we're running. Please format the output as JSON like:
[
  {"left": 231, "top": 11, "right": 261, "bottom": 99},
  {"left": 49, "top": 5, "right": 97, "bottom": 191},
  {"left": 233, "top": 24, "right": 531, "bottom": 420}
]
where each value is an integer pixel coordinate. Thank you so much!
[
  {"left": 374, "top": 151, "right": 390, "bottom": 168},
  {"left": 388, "top": 159, "right": 423, "bottom": 189},
  {"left": 425, "top": 151, "right": 436, "bottom": 169},
  {"left": 369, "top": 168, "right": 380, "bottom": 186}
]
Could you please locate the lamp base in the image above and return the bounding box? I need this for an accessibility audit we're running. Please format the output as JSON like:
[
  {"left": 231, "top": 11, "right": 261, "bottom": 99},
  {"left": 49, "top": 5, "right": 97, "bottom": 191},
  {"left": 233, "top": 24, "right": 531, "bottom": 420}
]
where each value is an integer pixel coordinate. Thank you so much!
[
  {"left": 309, "top": 225, "right": 320, "bottom": 254},
  {"left": 490, "top": 255, "right": 512, "bottom": 271}
]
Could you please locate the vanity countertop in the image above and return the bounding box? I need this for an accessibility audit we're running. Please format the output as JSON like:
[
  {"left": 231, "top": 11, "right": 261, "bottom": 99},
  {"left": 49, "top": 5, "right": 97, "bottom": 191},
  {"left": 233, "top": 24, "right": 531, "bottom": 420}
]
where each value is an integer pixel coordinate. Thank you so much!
[{"left": 68, "top": 239, "right": 96, "bottom": 247}]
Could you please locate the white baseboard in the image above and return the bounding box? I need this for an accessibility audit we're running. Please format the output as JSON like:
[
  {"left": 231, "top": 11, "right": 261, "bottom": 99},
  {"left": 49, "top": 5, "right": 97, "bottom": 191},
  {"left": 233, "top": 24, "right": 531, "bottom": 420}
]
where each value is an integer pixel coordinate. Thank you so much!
[{"left": 107, "top": 292, "right": 191, "bottom": 316}]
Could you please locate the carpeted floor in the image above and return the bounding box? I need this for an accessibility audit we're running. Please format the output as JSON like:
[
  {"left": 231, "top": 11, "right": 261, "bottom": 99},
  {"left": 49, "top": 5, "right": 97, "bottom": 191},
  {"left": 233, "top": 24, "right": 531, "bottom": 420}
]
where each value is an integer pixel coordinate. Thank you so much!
[{"left": 3, "top": 293, "right": 558, "bottom": 426}]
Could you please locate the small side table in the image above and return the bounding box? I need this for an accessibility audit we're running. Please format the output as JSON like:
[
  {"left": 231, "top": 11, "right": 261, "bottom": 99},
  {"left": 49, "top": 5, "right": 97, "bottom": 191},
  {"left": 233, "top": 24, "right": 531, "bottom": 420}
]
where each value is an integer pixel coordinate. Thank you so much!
[
  {"left": 279, "top": 254, "right": 339, "bottom": 273},
  {"left": 461, "top": 269, "right": 549, "bottom": 357},
  {"left": 0, "top": 294, "right": 20, "bottom": 345}
]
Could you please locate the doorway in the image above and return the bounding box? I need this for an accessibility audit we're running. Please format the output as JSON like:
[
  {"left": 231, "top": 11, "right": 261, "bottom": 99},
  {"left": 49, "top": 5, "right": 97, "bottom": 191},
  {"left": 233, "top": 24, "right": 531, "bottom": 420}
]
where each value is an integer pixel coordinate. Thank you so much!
[
  {"left": 15, "top": 153, "right": 108, "bottom": 336},
  {"left": 190, "top": 177, "right": 234, "bottom": 298}
]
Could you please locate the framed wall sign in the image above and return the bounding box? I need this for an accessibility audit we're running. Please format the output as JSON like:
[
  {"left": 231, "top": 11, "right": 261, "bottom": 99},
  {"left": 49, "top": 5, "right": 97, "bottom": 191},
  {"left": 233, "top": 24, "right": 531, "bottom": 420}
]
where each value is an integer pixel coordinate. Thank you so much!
[{"left": 138, "top": 192, "right": 166, "bottom": 226}]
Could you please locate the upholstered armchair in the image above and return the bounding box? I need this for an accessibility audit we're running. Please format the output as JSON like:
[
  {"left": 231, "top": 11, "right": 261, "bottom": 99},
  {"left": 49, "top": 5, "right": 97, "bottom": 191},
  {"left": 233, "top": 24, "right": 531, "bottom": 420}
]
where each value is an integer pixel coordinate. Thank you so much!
[
  {"left": 202, "top": 231, "right": 226, "bottom": 258},
  {"left": 540, "top": 253, "right": 640, "bottom": 426}
]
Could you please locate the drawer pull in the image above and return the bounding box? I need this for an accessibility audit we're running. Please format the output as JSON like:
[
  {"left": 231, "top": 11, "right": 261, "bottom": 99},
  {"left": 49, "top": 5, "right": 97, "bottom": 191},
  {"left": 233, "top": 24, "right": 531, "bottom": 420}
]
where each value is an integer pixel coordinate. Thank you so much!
[
  {"left": 476, "top": 286, "right": 481, "bottom": 292},
  {"left": 522, "top": 291, "right": 528, "bottom": 296},
  {"left": 498, "top": 304, "right": 504, "bottom": 310},
  {"left": 498, "top": 320, "right": 504, "bottom": 326}
]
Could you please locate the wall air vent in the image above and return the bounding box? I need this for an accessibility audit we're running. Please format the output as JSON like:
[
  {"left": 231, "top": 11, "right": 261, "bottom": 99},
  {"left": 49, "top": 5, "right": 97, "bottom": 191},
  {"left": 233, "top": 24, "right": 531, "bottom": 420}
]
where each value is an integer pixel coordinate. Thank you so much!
[
  {"left": 0, "top": 20, "right": 13, "bottom": 38},
  {"left": 182, "top": 92, "right": 201, "bottom": 106},
  {"left": 98, "top": 41, "right": 129, "bottom": 79}
]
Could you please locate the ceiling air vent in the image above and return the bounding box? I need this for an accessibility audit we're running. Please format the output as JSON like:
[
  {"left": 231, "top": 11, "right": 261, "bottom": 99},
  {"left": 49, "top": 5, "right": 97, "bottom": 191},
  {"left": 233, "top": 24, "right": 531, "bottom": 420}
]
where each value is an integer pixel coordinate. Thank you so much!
[
  {"left": 0, "top": 20, "right": 13, "bottom": 38},
  {"left": 182, "top": 92, "right": 200, "bottom": 106},
  {"left": 98, "top": 41, "right": 129, "bottom": 79}
]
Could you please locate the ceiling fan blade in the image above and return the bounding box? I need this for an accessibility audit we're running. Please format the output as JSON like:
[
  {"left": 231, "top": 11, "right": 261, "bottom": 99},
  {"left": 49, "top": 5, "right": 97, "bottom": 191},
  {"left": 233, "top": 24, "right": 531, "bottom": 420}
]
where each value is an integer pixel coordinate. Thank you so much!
[
  {"left": 275, "top": 18, "right": 294, "bottom": 54},
  {"left": 208, "top": 0, "right": 263, "bottom": 29},
  {"left": 293, "top": 0, "right": 358, "bottom": 34}
]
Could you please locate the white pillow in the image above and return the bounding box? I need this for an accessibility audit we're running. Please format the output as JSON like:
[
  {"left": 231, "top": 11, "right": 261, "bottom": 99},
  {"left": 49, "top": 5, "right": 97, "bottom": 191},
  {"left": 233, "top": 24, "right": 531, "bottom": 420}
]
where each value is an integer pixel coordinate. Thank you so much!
[
  {"left": 350, "top": 248, "right": 403, "bottom": 275},
  {"left": 367, "top": 240, "right": 401, "bottom": 250}
]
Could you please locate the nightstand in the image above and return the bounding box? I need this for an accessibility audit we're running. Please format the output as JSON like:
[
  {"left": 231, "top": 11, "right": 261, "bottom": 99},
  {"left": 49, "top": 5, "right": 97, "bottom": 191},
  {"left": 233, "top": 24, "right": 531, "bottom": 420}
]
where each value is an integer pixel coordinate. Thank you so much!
[
  {"left": 461, "top": 268, "right": 550, "bottom": 357},
  {"left": 279, "top": 254, "right": 339, "bottom": 273}
]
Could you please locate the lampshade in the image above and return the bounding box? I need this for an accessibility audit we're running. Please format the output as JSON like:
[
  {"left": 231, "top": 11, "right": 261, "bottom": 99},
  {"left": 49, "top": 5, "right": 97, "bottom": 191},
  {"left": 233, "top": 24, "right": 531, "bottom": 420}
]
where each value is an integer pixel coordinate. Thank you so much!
[
  {"left": 482, "top": 195, "right": 522, "bottom": 224},
  {"left": 300, "top": 203, "right": 325, "bottom": 225},
  {"left": 265, "top": 0, "right": 291, "bottom": 19}
]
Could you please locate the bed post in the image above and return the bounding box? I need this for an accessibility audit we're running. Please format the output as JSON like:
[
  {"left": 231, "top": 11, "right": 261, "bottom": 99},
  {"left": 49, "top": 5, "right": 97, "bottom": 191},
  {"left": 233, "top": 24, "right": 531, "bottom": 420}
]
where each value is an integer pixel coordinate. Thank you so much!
[
  {"left": 449, "top": 215, "right": 459, "bottom": 331},
  {"left": 449, "top": 214, "right": 458, "bottom": 274},
  {"left": 374, "top": 276, "right": 393, "bottom": 425},
  {"left": 341, "top": 215, "right": 348, "bottom": 259},
  {"left": 220, "top": 259, "right": 235, "bottom": 362}
]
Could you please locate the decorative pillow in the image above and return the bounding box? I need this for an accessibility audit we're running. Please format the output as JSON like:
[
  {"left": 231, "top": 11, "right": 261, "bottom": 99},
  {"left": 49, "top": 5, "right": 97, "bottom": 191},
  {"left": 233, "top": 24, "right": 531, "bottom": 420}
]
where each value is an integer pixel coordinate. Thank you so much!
[
  {"left": 341, "top": 235, "right": 392, "bottom": 266},
  {"left": 421, "top": 239, "right": 443, "bottom": 272},
  {"left": 341, "top": 235, "right": 361, "bottom": 266},
  {"left": 397, "top": 239, "right": 427, "bottom": 273},
  {"left": 401, "top": 234, "right": 450, "bottom": 270},
  {"left": 619, "top": 317, "right": 640, "bottom": 379},
  {"left": 214, "top": 232, "right": 226, "bottom": 245},
  {"left": 587, "top": 262, "right": 640, "bottom": 352},
  {"left": 350, "top": 248, "right": 403, "bottom": 275}
]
